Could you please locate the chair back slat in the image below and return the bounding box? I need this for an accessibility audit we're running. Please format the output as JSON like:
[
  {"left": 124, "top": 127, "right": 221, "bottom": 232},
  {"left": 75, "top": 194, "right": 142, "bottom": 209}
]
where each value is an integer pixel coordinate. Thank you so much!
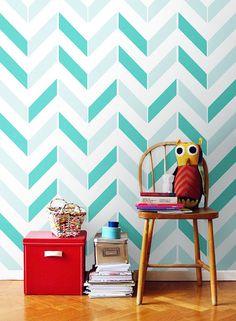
[
  {"left": 149, "top": 151, "right": 155, "bottom": 192},
  {"left": 163, "top": 145, "right": 167, "bottom": 175}
]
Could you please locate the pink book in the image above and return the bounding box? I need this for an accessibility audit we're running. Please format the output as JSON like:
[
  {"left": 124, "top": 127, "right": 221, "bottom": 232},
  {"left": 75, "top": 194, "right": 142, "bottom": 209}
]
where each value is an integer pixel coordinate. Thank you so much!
[{"left": 136, "top": 203, "right": 184, "bottom": 210}]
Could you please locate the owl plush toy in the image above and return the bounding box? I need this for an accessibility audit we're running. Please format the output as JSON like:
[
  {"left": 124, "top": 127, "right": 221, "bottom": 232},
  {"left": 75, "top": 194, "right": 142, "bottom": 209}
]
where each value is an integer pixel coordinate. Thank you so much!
[{"left": 173, "top": 139, "right": 205, "bottom": 209}]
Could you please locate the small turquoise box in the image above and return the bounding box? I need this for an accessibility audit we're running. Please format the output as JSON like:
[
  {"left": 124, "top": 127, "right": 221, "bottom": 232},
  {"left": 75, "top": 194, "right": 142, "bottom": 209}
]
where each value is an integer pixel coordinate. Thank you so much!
[{"left": 102, "top": 226, "right": 121, "bottom": 239}]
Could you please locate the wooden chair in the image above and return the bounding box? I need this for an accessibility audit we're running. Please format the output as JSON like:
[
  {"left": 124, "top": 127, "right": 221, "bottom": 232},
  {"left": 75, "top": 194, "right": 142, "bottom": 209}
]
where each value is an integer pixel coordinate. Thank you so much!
[{"left": 136, "top": 141, "right": 218, "bottom": 306}]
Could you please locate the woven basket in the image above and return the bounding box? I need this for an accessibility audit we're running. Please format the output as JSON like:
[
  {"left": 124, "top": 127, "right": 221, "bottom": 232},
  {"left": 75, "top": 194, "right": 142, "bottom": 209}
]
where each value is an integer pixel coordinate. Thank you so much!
[{"left": 48, "top": 198, "right": 86, "bottom": 237}]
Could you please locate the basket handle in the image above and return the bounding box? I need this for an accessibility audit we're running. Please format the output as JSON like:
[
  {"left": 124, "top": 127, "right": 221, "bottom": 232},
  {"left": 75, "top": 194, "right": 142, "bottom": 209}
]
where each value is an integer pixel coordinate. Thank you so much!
[
  {"left": 63, "top": 202, "right": 82, "bottom": 212},
  {"left": 49, "top": 198, "right": 67, "bottom": 209}
]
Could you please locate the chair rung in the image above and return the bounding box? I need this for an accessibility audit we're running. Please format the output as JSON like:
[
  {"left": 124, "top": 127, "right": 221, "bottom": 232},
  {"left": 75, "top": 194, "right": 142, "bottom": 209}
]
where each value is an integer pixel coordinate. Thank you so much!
[
  {"left": 148, "top": 264, "right": 201, "bottom": 269},
  {"left": 197, "top": 259, "right": 210, "bottom": 271}
]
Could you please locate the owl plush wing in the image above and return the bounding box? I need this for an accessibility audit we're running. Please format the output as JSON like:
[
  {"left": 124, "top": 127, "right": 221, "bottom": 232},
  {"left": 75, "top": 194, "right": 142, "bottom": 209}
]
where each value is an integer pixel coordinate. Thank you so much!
[
  {"left": 172, "top": 166, "right": 178, "bottom": 193},
  {"left": 196, "top": 139, "right": 206, "bottom": 202},
  {"left": 198, "top": 159, "right": 206, "bottom": 201}
]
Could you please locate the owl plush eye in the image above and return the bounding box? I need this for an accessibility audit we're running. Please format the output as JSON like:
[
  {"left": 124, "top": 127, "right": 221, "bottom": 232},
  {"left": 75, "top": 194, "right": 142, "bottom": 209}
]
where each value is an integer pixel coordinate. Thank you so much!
[
  {"left": 175, "top": 146, "right": 184, "bottom": 156},
  {"left": 187, "top": 145, "right": 198, "bottom": 155}
]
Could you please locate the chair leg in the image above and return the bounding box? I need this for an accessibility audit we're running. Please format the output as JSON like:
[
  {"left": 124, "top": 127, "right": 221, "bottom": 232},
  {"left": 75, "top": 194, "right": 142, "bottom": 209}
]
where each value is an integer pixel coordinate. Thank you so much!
[
  {"left": 137, "top": 219, "right": 149, "bottom": 305},
  {"left": 146, "top": 219, "right": 155, "bottom": 264},
  {"left": 193, "top": 219, "right": 202, "bottom": 286},
  {"left": 208, "top": 219, "right": 218, "bottom": 306}
]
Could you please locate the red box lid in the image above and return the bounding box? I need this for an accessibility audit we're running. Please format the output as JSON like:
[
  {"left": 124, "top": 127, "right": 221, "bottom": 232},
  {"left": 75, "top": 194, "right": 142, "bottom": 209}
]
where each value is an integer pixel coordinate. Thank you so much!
[{"left": 23, "top": 230, "right": 87, "bottom": 244}]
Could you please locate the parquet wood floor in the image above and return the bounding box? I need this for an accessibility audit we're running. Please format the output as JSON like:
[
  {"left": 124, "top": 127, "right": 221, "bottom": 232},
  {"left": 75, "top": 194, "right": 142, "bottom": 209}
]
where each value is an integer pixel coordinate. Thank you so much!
[{"left": 0, "top": 281, "right": 236, "bottom": 321}]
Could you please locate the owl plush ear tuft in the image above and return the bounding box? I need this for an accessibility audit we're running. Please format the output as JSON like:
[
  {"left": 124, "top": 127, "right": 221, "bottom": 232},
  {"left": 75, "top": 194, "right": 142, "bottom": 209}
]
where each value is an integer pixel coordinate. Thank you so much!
[{"left": 197, "top": 137, "right": 203, "bottom": 163}]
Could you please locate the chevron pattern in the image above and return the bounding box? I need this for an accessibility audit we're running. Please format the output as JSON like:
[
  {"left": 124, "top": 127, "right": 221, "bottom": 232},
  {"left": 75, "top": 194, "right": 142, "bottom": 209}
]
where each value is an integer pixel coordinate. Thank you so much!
[{"left": 0, "top": 0, "right": 235, "bottom": 277}]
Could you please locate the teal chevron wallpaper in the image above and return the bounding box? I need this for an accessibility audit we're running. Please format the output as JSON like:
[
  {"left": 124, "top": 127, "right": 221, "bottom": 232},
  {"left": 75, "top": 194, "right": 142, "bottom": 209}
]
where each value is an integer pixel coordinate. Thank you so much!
[{"left": 0, "top": 0, "right": 235, "bottom": 278}]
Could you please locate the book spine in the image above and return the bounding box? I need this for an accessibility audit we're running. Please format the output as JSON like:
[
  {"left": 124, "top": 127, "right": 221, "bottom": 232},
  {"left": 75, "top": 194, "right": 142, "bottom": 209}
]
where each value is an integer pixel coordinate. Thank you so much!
[
  {"left": 90, "top": 271, "right": 132, "bottom": 276},
  {"left": 136, "top": 203, "right": 184, "bottom": 210},
  {"left": 140, "top": 197, "right": 177, "bottom": 204},
  {"left": 136, "top": 203, "right": 183, "bottom": 208},
  {"left": 140, "top": 192, "right": 176, "bottom": 197}
]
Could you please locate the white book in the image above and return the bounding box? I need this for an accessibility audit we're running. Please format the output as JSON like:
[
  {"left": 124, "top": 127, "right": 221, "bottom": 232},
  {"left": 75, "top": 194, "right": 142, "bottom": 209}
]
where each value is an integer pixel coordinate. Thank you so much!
[
  {"left": 89, "top": 274, "right": 133, "bottom": 281},
  {"left": 91, "top": 271, "right": 131, "bottom": 276},
  {"left": 84, "top": 281, "right": 135, "bottom": 288},
  {"left": 90, "top": 288, "right": 133, "bottom": 293},
  {"left": 140, "top": 197, "right": 178, "bottom": 204},
  {"left": 96, "top": 263, "right": 131, "bottom": 272},
  {"left": 140, "top": 196, "right": 177, "bottom": 204},
  {"left": 88, "top": 287, "right": 134, "bottom": 292},
  {"left": 89, "top": 293, "right": 132, "bottom": 298}
]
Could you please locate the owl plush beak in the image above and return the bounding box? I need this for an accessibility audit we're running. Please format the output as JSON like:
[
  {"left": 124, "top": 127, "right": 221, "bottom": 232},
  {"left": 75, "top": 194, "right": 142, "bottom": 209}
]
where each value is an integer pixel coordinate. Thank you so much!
[{"left": 186, "top": 158, "right": 191, "bottom": 165}]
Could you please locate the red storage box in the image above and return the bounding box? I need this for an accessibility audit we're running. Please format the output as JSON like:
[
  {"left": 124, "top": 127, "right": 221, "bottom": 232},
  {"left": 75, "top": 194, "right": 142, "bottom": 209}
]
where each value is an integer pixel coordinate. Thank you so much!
[{"left": 23, "top": 230, "right": 86, "bottom": 295}]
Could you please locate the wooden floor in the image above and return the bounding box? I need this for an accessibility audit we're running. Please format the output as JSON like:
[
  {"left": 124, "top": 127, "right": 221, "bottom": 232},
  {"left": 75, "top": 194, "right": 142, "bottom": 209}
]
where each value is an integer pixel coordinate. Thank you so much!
[{"left": 0, "top": 281, "right": 236, "bottom": 321}]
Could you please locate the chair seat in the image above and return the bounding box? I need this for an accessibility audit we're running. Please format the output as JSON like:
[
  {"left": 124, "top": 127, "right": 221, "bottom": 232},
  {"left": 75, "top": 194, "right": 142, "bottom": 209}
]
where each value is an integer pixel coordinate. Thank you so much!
[{"left": 138, "top": 207, "right": 218, "bottom": 220}]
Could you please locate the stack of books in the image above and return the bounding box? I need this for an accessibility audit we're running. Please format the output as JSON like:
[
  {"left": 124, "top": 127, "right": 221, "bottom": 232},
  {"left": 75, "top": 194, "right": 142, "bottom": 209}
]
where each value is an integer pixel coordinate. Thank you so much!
[
  {"left": 136, "top": 192, "right": 192, "bottom": 213},
  {"left": 84, "top": 263, "right": 135, "bottom": 298}
]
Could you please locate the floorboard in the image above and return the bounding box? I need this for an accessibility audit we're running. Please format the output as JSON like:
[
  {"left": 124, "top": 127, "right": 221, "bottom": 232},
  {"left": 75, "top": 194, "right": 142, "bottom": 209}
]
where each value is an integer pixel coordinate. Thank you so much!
[{"left": 0, "top": 281, "right": 236, "bottom": 321}]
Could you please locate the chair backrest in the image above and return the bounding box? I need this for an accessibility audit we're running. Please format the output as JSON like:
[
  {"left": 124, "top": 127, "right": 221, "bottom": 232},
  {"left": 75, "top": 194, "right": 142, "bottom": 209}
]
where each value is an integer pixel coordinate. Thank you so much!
[{"left": 138, "top": 141, "right": 209, "bottom": 208}]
